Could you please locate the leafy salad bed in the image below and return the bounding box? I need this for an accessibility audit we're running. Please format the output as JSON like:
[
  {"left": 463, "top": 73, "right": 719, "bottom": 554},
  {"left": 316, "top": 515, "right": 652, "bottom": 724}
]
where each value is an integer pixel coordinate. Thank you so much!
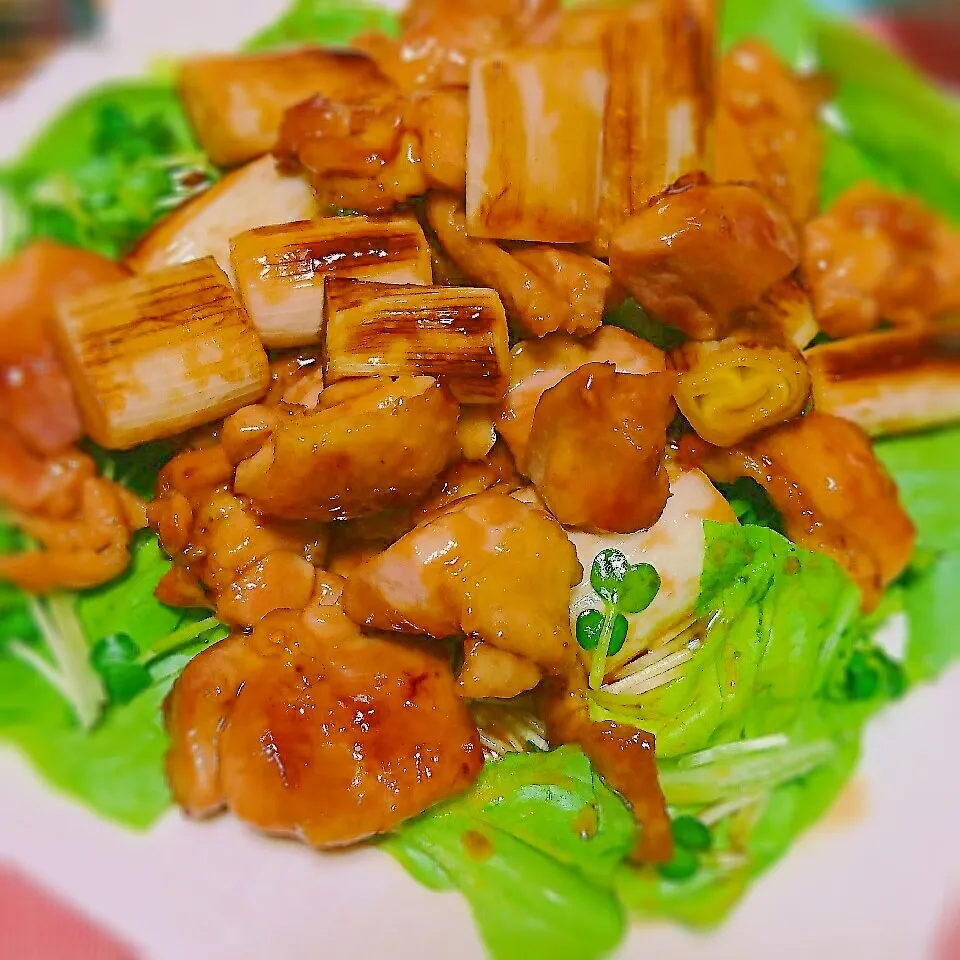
[{"left": 1, "top": 1, "right": 959, "bottom": 958}]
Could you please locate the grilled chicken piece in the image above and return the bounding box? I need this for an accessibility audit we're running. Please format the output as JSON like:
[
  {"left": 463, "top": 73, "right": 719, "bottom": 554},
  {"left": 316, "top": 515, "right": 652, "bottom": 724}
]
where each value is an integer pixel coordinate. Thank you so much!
[
  {"left": 55, "top": 258, "right": 270, "bottom": 450},
  {"left": 0, "top": 239, "right": 128, "bottom": 365},
  {"left": 149, "top": 442, "right": 328, "bottom": 623},
  {"left": 427, "top": 196, "right": 616, "bottom": 337},
  {"left": 458, "top": 639, "right": 542, "bottom": 699},
  {"left": 356, "top": 0, "right": 558, "bottom": 90},
  {"left": 235, "top": 376, "right": 459, "bottom": 521},
  {"left": 701, "top": 412, "right": 915, "bottom": 609},
  {"left": 275, "top": 89, "right": 427, "bottom": 216},
  {"left": 426, "top": 194, "right": 575, "bottom": 336},
  {"left": 541, "top": 668, "right": 673, "bottom": 863},
  {"left": 125, "top": 156, "right": 320, "bottom": 283},
  {"left": 498, "top": 327, "right": 666, "bottom": 466},
  {"left": 716, "top": 41, "right": 823, "bottom": 225},
  {"left": 415, "top": 441, "right": 521, "bottom": 519},
  {"left": 806, "top": 322, "right": 960, "bottom": 436},
  {"left": 673, "top": 337, "right": 811, "bottom": 446},
  {"left": 164, "top": 576, "right": 483, "bottom": 843},
  {"left": 557, "top": 466, "right": 736, "bottom": 674},
  {"left": 510, "top": 247, "right": 613, "bottom": 336},
  {"left": 152, "top": 478, "right": 327, "bottom": 626},
  {"left": 407, "top": 88, "right": 468, "bottom": 191},
  {"left": 179, "top": 49, "right": 390, "bottom": 167},
  {"left": 803, "top": 184, "right": 960, "bottom": 338},
  {"left": 0, "top": 429, "right": 92, "bottom": 516},
  {"left": 0, "top": 241, "right": 127, "bottom": 455},
  {"left": 610, "top": 179, "right": 800, "bottom": 340},
  {"left": 0, "top": 472, "right": 146, "bottom": 592},
  {"left": 526, "top": 364, "right": 675, "bottom": 533},
  {"left": 231, "top": 216, "right": 432, "bottom": 348},
  {"left": 596, "top": 0, "right": 716, "bottom": 250},
  {"left": 323, "top": 279, "right": 510, "bottom": 403},
  {"left": 342, "top": 491, "right": 582, "bottom": 668},
  {"left": 467, "top": 46, "right": 607, "bottom": 243}
]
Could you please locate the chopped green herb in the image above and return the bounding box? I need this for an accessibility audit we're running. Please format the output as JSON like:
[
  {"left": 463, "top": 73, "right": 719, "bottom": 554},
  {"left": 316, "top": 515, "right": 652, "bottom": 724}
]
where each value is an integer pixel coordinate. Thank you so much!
[
  {"left": 671, "top": 815, "right": 712, "bottom": 853},
  {"left": 576, "top": 609, "right": 605, "bottom": 651},
  {"left": 90, "top": 633, "right": 152, "bottom": 705},
  {"left": 657, "top": 846, "right": 700, "bottom": 882}
]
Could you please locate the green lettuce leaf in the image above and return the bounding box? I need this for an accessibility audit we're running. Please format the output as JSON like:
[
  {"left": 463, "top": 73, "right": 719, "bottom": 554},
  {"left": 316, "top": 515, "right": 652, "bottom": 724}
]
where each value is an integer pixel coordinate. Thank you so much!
[
  {"left": 385, "top": 747, "right": 635, "bottom": 960},
  {"left": 875, "top": 426, "right": 960, "bottom": 682},
  {"left": 0, "top": 533, "right": 220, "bottom": 826},
  {"left": 814, "top": 21, "right": 960, "bottom": 220},
  {"left": 0, "top": 81, "right": 216, "bottom": 258},
  {"left": 245, "top": 0, "right": 399, "bottom": 51},
  {"left": 604, "top": 523, "right": 860, "bottom": 757}
]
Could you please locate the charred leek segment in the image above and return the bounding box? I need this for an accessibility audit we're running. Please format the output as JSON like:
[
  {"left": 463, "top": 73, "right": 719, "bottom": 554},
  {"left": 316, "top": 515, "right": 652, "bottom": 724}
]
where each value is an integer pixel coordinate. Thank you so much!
[
  {"left": 231, "top": 216, "right": 433, "bottom": 349},
  {"left": 125, "top": 155, "right": 320, "bottom": 283},
  {"left": 755, "top": 274, "right": 819, "bottom": 350},
  {"left": 597, "top": 0, "right": 716, "bottom": 250},
  {"left": 54, "top": 257, "right": 270, "bottom": 450},
  {"left": 179, "top": 49, "right": 390, "bottom": 167},
  {"left": 467, "top": 47, "right": 607, "bottom": 243},
  {"left": 806, "top": 323, "right": 960, "bottom": 436},
  {"left": 675, "top": 340, "right": 811, "bottom": 447},
  {"left": 323, "top": 278, "right": 511, "bottom": 404}
]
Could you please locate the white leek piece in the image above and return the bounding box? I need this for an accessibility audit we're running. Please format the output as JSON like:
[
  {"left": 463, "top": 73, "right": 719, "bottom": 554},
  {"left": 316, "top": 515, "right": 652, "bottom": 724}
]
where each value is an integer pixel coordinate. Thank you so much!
[
  {"left": 596, "top": 0, "right": 716, "bottom": 249},
  {"left": 467, "top": 46, "right": 607, "bottom": 243},
  {"left": 55, "top": 257, "right": 269, "bottom": 450},
  {"left": 231, "top": 215, "right": 432, "bottom": 348},
  {"left": 125, "top": 155, "right": 320, "bottom": 283},
  {"left": 806, "top": 322, "right": 960, "bottom": 436}
]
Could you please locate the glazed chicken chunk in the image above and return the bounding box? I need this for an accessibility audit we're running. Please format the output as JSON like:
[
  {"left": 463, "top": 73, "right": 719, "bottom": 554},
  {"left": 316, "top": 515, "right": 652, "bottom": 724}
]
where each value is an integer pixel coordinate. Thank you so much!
[
  {"left": 498, "top": 327, "right": 666, "bottom": 466},
  {"left": 341, "top": 491, "right": 582, "bottom": 668},
  {"left": 525, "top": 364, "right": 676, "bottom": 533},
  {"left": 235, "top": 376, "right": 460, "bottom": 521},
  {"left": 164, "top": 576, "right": 483, "bottom": 844},
  {"left": 702, "top": 412, "right": 916, "bottom": 608},
  {"left": 610, "top": 179, "right": 800, "bottom": 340},
  {"left": 803, "top": 183, "right": 960, "bottom": 338}
]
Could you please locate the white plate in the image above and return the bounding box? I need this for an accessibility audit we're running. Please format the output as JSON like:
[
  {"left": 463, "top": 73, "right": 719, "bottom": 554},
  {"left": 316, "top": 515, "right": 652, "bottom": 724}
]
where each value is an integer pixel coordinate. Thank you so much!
[{"left": 1, "top": 4, "right": 959, "bottom": 958}]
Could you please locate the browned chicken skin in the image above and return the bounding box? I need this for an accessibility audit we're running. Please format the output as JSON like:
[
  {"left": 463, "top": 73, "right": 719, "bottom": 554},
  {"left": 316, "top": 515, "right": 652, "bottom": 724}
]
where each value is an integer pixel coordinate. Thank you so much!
[
  {"left": 701, "top": 412, "right": 916, "bottom": 608},
  {"left": 525, "top": 364, "right": 676, "bottom": 533},
  {"left": 0, "top": 471, "right": 147, "bottom": 593},
  {"left": 148, "top": 443, "right": 329, "bottom": 625},
  {"left": 610, "top": 178, "right": 800, "bottom": 340},
  {"left": 342, "top": 491, "right": 582, "bottom": 668},
  {"left": 164, "top": 575, "right": 483, "bottom": 844},
  {"left": 803, "top": 184, "right": 960, "bottom": 338},
  {"left": 235, "top": 376, "right": 460, "bottom": 521},
  {"left": 276, "top": 88, "right": 426, "bottom": 215}
]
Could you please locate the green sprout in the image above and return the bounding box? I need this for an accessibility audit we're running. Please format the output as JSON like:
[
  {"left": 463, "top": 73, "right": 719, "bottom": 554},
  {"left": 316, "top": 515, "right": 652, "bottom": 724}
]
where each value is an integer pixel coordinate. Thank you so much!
[{"left": 575, "top": 549, "right": 660, "bottom": 689}]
